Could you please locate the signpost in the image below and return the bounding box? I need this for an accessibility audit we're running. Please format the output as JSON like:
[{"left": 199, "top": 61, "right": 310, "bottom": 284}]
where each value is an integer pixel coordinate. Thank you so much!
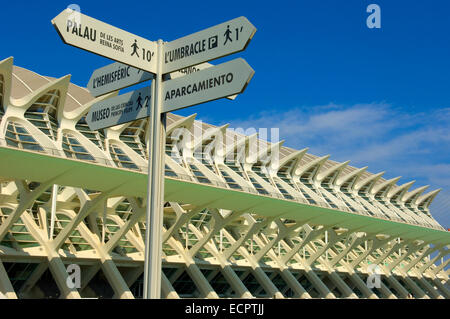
[
  {"left": 162, "top": 16, "right": 256, "bottom": 73},
  {"left": 87, "top": 62, "right": 153, "bottom": 97},
  {"left": 52, "top": 8, "right": 256, "bottom": 299},
  {"left": 52, "top": 9, "right": 157, "bottom": 73},
  {"left": 86, "top": 86, "right": 151, "bottom": 130}
]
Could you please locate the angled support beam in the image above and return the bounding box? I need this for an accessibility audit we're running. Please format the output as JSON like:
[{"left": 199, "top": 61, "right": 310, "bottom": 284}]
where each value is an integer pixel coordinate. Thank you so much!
[
  {"left": 223, "top": 216, "right": 274, "bottom": 260},
  {"left": 303, "top": 268, "right": 336, "bottom": 299},
  {"left": 121, "top": 265, "right": 144, "bottom": 288},
  {"left": 166, "top": 236, "right": 219, "bottom": 298},
  {"left": 432, "top": 257, "right": 449, "bottom": 276},
  {"left": 386, "top": 241, "right": 427, "bottom": 272},
  {"left": 253, "top": 222, "right": 290, "bottom": 262},
  {"left": 250, "top": 266, "right": 284, "bottom": 299},
  {"left": 104, "top": 197, "right": 145, "bottom": 253},
  {"left": 281, "top": 224, "right": 325, "bottom": 265},
  {"left": 383, "top": 274, "right": 409, "bottom": 298},
  {"left": 52, "top": 188, "right": 117, "bottom": 251},
  {"left": 188, "top": 210, "right": 241, "bottom": 258},
  {"left": 279, "top": 268, "right": 311, "bottom": 298},
  {"left": 432, "top": 278, "right": 450, "bottom": 298},
  {"left": 80, "top": 265, "right": 101, "bottom": 291},
  {"left": 185, "top": 222, "right": 253, "bottom": 298},
  {"left": 250, "top": 233, "right": 312, "bottom": 299},
  {"left": 220, "top": 265, "right": 253, "bottom": 298},
  {"left": 162, "top": 203, "right": 207, "bottom": 243},
  {"left": 70, "top": 212, "right": 134, "bottom": 299},
  {"left": 350, "top": 237, "right": 391, "bottom": 268},
  {"left": 347, "top": 272, "right": 380, "bottom": 299},
  {"left": 0, "top": 178, "right": 59, "bottom": 242},
  {"left": 20, "top": 211, "right": 81, "bottom": 298},
  {"left": 220, "top": 225, "right": 284, "bottom": 298},
  {"left": 402, "top": 245, "right": 438, "bottom": 273},
  {"left": 401, "top": 276, "right": 431, "bottom": 299},
  {"left": 329, "top": 233, "right": 369, "bottom": 267},
  {"left": 416, "top": 276, "right": 444, "bottom": 299},
  {"left": 161, "top": 271, "right": 180, "bottom": 299},
  {"left": 419, "top": 248, "right": 449, "bottom": 274},
  {"left": 377, "top": 280, "right": 398, "bottom": 299},
  {"left": 0, "top": 259, "right": 17, "bottom": 299},
  {"left": 18, "top": 262, "right": 48, "bottom": 298},
  {"left": 47, "top": 256, "right": 81, "bottom": 299},
  {"left": 326, "top": 271, "right": 358, "bottom": 298}
]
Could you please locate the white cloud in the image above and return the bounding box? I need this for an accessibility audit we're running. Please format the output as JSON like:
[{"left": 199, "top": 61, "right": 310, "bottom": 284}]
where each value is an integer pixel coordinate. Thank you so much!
[{"left": 223, "top": 103, "right": 450, "bottom": 227}]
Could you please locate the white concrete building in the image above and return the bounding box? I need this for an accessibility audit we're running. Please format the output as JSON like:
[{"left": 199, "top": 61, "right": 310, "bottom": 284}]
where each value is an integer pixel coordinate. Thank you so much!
[{"left": 0, "top": 57, "right": 448, "bottom": 299}]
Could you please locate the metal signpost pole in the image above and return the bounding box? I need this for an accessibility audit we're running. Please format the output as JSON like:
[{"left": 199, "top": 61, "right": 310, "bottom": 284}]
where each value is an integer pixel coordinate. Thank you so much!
[{"left": 143, "top": 39, "right": 165, "bottom": 299}]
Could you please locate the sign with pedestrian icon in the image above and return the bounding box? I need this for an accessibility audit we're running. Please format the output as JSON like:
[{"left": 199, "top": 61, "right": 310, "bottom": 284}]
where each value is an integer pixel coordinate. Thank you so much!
[
  {"left": 162, "top": 16, "right": 256, "bottom": 73},
  {"left": 52, "top": 9, "right": 157, "bottom": 73},
  {"left": 86, "top": 86, "right": 151, "bottom": 130}
]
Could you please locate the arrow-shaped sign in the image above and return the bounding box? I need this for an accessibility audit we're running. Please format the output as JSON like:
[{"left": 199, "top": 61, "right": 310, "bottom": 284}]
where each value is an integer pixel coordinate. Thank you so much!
[
  {"left": 52, "top": 9, "right": 157, "bottom": 73},
  {"left": 162, "top": 58, "right": 254, "bottom": 113},
  {"left": 163, "top": 17, "right": 256, "bottom": 74},
  {"left": 86, "top": 86, "right": 151, "bottom": 131},
  {"left": 166, "top": 62, "right": 237, "bottom": 100},
  {"left": 87, "top": 62, "right": 153, "bottom": 97}
]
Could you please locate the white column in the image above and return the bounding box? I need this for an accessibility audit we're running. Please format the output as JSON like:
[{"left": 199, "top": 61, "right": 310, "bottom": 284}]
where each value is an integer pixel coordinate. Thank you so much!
[{"left": 49, "top": 184, "right": 58, "bottom": 239}]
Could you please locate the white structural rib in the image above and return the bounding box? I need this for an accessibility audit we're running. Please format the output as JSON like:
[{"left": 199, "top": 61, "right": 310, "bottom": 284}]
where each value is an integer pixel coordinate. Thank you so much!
[
  {"left": 0, "top": 57, "right": 13, "bottom": 110},
  {"left": 354, "top": 171, "right": 385, "bottom": 192},
  {"left": 387, "top": 181, "right": 415, "bottom": 201},
  {"left": 294, "top": 155, "right": 330, "bottom": 179},
  {"left": 193, "top": 123, "right": 229, "bottom": 161},
  {"left": 65, "top": 91, "right": 119, "bottom": 123},
  {"left": 335, "top": 166, "right": 368, "bottom": 188},
  {"left": 276, "top": 148, "right": 309, "bottom": 175},
  {"left": 417, "top": 189, "right": 441, "bottom": 209},
  {"left": 167, "top": 113, "right": 197, "bottom": 135},
  {"left": 316, "top": 160, "right": 350, "bottom": 183},
  {"left": 223, "top": 132, "right": 258, "bottom": 161},
  {"left": 10, "top": 75, "right": 71, "bottom": 111},
  {"left": 402, "top": 185, "right": 429, "bottom": 204},
  {"left": 371, "top": 176, "right": 402, "bottom": 197},
  {"left": 251, "top": 140, "right": 285, "bottom": 176}
]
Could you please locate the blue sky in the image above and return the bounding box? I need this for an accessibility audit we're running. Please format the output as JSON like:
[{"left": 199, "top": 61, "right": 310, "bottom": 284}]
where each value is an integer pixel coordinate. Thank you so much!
[{"left": 1, "top": 0, "right": 449, "bottom": 228}]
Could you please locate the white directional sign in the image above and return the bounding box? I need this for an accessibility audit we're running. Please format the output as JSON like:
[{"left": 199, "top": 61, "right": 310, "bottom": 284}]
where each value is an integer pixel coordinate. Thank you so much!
[
  {"left": 166, "top": 62, "right": 237, "bottom": 100},
  {"left": 163, "top": 17, "right": 256, "bottom": 73},
  {"left": 86, "top": 86, "right": 151, "bottom": 130},
  {"left": 87, "top": 62, "right": 153, "bottom": 97},
  {"left": 52, "top": 9, "right": 157, "bottom": 73},
  {"left": 162, "top": 58, "right": 254, "bottom": 113}
]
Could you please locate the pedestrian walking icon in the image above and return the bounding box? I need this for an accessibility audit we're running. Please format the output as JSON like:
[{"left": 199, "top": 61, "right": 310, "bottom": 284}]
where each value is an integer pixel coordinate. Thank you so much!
[
  {"left": 136, "top": 92, "right": 143, "bottom": 110},
  {"left": 131, "top": 39, "right": 140, "bottom": 57},
  {"left": 224, "top": 25, "right": 232, "bottom": 45},
  {"left": 136, "top": 93, "right": 150, "bottom": 110}
]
